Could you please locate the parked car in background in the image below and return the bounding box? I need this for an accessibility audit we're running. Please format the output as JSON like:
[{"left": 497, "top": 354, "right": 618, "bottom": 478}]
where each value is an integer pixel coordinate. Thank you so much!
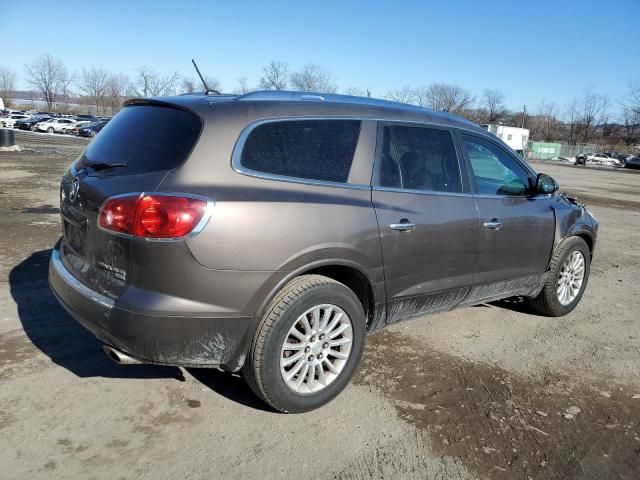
[
  {"left": 78, "top": 120, "right": 108, "bottom": 137},
  {"left": 15, "top": 115, "right": 53, "bottom": 131},
  {"left": 61, "top": 121, "right": 92, "bottom": 135},
  {"left": 1, "top": 114, "right": 30, "bottom": 128},
  {"left": 575, "top": 152, "right": 593, "bottom": 165},
  {"left": 584, "top": 153, "right": 623, "bottom": 167},
  {"left": 624, "top": 155, "right": 640, "bottom": 169},
  {"left": 35, "top": 118, "right": 77, "bottom": 133},
  {"left": 49, "top": 91, "right": 599, "bottom": 412}
]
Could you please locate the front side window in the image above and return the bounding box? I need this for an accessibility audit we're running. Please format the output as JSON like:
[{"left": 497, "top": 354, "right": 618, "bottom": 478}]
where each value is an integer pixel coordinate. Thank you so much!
[
  {"left": 240, "top": 120, "right": 361, "bottom": 183},
  {"left": 376, "top": 125, "right": 462, "bottom": 193},
  {"left": 460, "top": 134, "right": 530, "bottom": 196}
]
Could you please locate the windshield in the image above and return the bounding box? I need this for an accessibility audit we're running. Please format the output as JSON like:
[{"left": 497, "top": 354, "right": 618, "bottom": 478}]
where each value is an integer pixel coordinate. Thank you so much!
[{"left": 78, "top": 105, "right": 202, "bottom": 175}]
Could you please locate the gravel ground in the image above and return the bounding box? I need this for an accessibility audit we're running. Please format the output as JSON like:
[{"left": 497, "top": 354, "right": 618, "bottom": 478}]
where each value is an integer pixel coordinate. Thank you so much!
[{"left": 0, "top": 144, "right": 638, "bottom": 480}]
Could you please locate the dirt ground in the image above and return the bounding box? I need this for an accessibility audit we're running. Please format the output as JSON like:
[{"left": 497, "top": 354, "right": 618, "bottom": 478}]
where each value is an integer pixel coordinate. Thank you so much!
[{"left": 1, "top": 141, "right": 639, "bottom": 480}]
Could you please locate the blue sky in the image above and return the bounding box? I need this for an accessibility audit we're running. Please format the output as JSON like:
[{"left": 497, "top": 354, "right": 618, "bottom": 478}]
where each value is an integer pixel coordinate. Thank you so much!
[{"left": 4, "top": 0, "right": 639, "bottom": 113}]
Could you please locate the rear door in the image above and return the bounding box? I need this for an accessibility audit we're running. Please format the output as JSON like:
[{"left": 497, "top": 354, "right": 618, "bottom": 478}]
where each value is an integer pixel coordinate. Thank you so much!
[
  {"left": 372, "top": 123, "right": 478, "bottom": 324},
  {"left": 59, "top": 103, "right": 202, "bottom": 298},
  {"left": 457, "top": 132, "right": 555, "bottom": 287}
]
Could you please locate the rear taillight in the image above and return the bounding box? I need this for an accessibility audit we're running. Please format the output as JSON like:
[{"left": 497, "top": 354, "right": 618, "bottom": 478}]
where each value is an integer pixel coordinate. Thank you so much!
[{"left": 99, "top": 194, "right": 209, "bottom": 238}]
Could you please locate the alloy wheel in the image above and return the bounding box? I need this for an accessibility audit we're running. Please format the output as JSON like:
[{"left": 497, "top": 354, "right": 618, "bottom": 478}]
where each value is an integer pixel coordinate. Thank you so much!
[
  {"left": 557, "top": 251, "right": 585, "bottom": 306},
  {"left": 280, "top": 304, "right": 353, "bottom": 394}
]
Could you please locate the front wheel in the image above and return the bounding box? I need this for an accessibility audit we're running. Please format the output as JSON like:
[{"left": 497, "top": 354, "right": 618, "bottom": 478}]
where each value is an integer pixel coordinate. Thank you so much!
[
  {"left": 529, "top": 236, "right": 591, "bottom": 316},
  {"left": 243, "top": 275, "right": 366, "bottom": 413}
]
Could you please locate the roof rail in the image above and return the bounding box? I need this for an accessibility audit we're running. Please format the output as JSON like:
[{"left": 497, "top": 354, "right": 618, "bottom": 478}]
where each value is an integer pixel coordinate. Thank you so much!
[
  {"left": 236, "top": 89, "right": 429, "bottom": 111},
  {"left": 234, "top": 90, "right": 475, "bottom": 125}
]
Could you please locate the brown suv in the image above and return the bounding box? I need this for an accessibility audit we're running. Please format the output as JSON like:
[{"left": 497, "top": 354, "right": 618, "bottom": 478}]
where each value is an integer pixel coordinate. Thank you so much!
[{"left": 49, "top": 91, "right": 598, "bottom": 412}]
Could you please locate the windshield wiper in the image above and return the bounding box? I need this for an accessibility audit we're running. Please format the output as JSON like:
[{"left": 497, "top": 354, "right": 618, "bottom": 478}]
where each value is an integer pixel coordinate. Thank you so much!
[{"left": 84, "top": 161, "right": 127, "bottom": 171}]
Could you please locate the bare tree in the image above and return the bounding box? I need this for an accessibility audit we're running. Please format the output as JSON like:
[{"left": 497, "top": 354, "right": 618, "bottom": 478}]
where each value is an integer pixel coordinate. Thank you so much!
[
  {"left": 621, "top": 108, "right": 640, "bottom": 146},
  {"left": 105, "top": 73, "right": 133, "bottom": 114},
  {"left": 234, "top": 77, "right": 253, "bottom": 94},
  {"left": 24, "top": 54, "right": 71, "bottom": 110},
  {"left": 135, "top": 67, "right": 180, "bottom": 97},
  {"left": 564, "top": 98, "right": 580, "bottom": 144},
  {"left": 289, "top": 64, "right": 336, "bottom": 93},
  {"left": 423, "top": 83, "right": 474, "bottom": 113},
  {"left": 622, "top": 82, "right": 640, "bottom": 116},
  {"left": 0, "top": 66, "right": 17, "bottom": 103},
  {"left": 619, "top": 82, "right": 640, "bottom": 146},
  {"left": 537, "top": 100, "right": 558, "bottom": 142},
  {"left": 259, "top": 61, "right": 289, "bottom": 90},
  {"left": 181, "top": 75, "right": 220, "bottom": 93},
  {"left": 578, "top": 90, "right": 608, "bottom": 143},
  {"left": 386, "top": 86, "right": 417, "bottom": 104},
  {"left": 181, "top": 77, "right": 196, "bottom": 93},
  {"left": 481, "top": 89, "right": 505, "bottom": 123},
  {"left": 343, "top": 86, "right": 370, "bottom": 97},
  {"left": 78, "top": 67, "right": 110, "bottom": 114},
  {"left": 58, "top": 68, "right": 76, "bottom": 112}
]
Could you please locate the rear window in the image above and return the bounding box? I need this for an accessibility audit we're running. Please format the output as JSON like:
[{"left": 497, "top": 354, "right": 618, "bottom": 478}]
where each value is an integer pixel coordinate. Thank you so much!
[
  {"left": 240, "top": 120, "right": 361, "bottom": 183},
  {"left": 78, "top": 105, "right": 202, "bottom": 175}
]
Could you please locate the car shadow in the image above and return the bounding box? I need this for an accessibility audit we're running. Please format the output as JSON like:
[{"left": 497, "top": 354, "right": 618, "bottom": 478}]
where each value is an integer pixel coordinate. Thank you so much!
[
  {"left": 489, "top": 296, "right": 544, "bottom": 316},
  {"left": 187, "top": 368, "right": 273, "bottom": 412},
  {"left": 22, "top": 204, "right": 60, "bottom": 214},
  {"left": 9, "top": 249, "right": 181, "bottom": 380}
]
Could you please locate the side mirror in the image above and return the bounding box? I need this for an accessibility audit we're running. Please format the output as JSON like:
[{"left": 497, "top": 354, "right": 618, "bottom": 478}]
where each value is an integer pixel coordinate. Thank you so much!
[{"left": 534, "top": 173, "right": 558, "bottom": 194}]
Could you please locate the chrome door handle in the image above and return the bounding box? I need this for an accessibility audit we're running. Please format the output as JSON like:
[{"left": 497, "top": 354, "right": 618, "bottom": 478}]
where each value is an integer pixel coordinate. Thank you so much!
[
  {"left": 389, "top": 222, "right": 416, "bottom": 232},
  {"left": 483, "top": 220, "right": 502, "bottom": 230}
]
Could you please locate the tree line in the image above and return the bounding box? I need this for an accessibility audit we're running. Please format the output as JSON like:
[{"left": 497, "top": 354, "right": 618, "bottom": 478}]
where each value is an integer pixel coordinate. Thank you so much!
[{"left": 1, "top": 54, "right": 639, "bottom": 149}]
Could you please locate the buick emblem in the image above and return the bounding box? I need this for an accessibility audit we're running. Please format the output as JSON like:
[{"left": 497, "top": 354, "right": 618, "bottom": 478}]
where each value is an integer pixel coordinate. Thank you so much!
[{"left": 69, "top": 177, "right": 80, "bottom": 202}]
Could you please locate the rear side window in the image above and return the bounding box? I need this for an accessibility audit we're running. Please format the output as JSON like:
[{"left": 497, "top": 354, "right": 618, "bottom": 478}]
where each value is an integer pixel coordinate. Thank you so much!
[
  {"left": 240, "top": 120, "right": 361, "bottom": 183},
  {"left": 79, "top": 105, "right": 202, "bottom": 175},
  {"left": 376, "top": 125, "right": 462, "bottom": 193}
]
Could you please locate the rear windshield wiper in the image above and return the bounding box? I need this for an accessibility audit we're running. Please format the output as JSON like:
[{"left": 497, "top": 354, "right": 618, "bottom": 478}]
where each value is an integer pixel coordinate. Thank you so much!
[{"left": 84, "top": 161, "right": 127, "bottom": 171}]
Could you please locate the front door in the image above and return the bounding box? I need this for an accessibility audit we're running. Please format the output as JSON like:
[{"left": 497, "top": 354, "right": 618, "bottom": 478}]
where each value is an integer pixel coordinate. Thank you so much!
[
  {"left": 457, "top": 133, "right": 555, "bottom": 291},
  {"left": 372, "top": 123, "right": 478, "bottom": 324}
]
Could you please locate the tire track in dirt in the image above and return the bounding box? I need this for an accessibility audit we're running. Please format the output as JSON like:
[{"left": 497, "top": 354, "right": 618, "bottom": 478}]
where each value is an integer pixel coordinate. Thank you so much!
[{"left": 352, "top": 329, "right": 640, "bottom": 480}]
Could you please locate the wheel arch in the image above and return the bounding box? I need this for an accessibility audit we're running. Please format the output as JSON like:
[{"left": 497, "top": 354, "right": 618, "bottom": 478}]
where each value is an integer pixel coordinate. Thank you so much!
[{"left": 255, "top": 259, "right": 380, "bottom": 332}]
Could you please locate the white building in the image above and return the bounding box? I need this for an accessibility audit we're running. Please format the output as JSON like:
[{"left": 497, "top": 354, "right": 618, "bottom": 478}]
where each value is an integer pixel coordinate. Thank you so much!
[
  {"left": 0, "top": 98, "right": 5, "bottom": 110},
  {"left": 483, "top": 124, "right": 529, "bottom": 155}
]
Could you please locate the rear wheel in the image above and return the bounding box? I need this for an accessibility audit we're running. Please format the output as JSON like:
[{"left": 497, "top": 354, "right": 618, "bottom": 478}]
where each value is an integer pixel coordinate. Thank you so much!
[
  {"left": 243, "top": 275, "right": 366, "bottom": 413},
  {"left": 529, "top": 236, "right": 590, "bottom": 316}
]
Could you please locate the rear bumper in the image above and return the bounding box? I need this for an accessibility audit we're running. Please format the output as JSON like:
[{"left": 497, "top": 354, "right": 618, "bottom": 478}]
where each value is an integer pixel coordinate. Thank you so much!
[{"left": 48, "top": 245, "right": 253, "bottom": 370}]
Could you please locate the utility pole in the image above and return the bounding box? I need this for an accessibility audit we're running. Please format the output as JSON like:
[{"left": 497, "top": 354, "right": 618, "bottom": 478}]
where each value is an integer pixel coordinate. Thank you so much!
[{"left": 521, "top": 105, "right": 526, "bottom": 128}]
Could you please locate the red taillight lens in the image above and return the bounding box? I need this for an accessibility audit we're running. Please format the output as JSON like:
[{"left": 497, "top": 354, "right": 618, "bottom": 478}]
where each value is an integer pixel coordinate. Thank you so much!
[
  {"left": 99, "top": 194, "right": 208, "bottom": 238},
  {"left": 99, "top": 196, "right": 138, "bottom": 234}
]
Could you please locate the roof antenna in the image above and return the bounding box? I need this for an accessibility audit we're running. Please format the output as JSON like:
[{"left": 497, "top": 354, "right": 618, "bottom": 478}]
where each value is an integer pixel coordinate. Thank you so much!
[{"left": 191, "top": 59, "right": 220, "bottom": 95}]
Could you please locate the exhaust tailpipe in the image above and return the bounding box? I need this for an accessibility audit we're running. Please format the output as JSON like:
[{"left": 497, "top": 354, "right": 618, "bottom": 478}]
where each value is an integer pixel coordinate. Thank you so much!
[{"left": 103, "top": 345, "right": 144, "bottom": 365}]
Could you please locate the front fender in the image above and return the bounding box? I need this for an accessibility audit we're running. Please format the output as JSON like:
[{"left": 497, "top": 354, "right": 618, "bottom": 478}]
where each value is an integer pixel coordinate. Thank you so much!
[{"left": 551, "top": 195, "right": 597, "bottom": 257}]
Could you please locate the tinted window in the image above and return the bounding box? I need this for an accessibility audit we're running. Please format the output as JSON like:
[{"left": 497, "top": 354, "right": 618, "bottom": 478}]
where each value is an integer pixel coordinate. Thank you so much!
[
  {"left": 240, "top": 120, "right": 361, "bottom": 183},
  {"left": 376, "top": 125, "right": 462, "bottom": 193},
  {"left": 461, "top": 135, "right": 530, "bottom": 196},
  {"left": 79, "top": 105, "right": 201, "bottom": 175}
]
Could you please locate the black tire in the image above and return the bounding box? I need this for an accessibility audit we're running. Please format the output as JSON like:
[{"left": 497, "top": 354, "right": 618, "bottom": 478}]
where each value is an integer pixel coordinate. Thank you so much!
[
  {"left": 47, "top": 127, "right": 54, "bottom": 133},
  {"left": 529, "top": 236, "right": 591, "bottom": 317},
  {"left": 243, "top": 274, "right": 366, "bottom": 413}
]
